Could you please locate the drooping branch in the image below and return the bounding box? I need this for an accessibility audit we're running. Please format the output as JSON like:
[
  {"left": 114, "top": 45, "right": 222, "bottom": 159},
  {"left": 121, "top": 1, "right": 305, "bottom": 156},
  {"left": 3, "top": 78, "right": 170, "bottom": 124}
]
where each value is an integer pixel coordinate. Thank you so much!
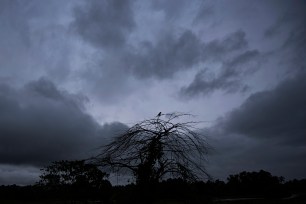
[{"left": 92, "top": 112, "right": 211, "bottom": 184}]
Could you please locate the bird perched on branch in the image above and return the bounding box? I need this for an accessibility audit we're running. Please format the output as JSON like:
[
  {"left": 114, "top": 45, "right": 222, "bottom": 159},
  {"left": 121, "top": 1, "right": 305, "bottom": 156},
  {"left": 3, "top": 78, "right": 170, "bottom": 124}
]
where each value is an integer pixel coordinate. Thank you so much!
[{"left": 157, "top": 112, "right": 162, "bottom": 117}]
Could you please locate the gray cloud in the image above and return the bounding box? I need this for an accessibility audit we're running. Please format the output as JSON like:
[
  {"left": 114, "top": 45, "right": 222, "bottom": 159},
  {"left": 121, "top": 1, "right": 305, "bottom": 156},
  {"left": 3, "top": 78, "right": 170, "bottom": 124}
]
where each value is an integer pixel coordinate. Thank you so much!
[
  {"left": 125, "top": 30, "right": 202, "bottom": 79},
  {"left": 75, "top": 29, "right": 204, "bottom": 102},
  {"left": 207, "top": 73, "right": 306, "bottom": 180},
  {"left": 69, "top": 0, "right": 139, "bottom": 102},
  {"left": 202, "top": 30, "right": 248, "bottom": 61},
  {"left": 0, "top": 0, "right": 33, "bottom": 79},
  {"left": 181, "top": 49, "right": 260, "bottom": 97},
  {"left": 0, "top": 78, "right": 128, "bottom": 166},
  {"left": 280, "top": 27, "right": 306, "bottom": 76},
  {"left": 264, "top": 0, "right": 306, "bottom": 38},
  {"left": 1, "top": 0, "right": 305, "bottom": 184},
  {"left": 193, "top": 2, "right": 214, "bottom": 24},
  {"left": 264, "top": 13, "right": 292, "bottom": 38},
  {"left": 71, "top": 0, "right": 264, "bottom": 100},
  {"left": 126, "top": 30, "right": 251, "bottom": 80},
  {"left": 222, "top": 73, "right": 306, "bottom": 145},
  {"left": 0, "top": 0, "right": 75, "bottom": 86},
  {"left": 71, "top": 1, "right": 254, "bottom": 87},
  {"left": 0, "top": 164, "right": 40, "bottom": 186},
  {"left": 207, "top": 134, "right": 306, "bottom": 180},
  {"left": 79, "top": 28, "right": 260, "bottom": 101},
  {"left": 173, "top": 30, "right": 264, "bottom": 98},
  {"left": 150, "top": 0, "right": 190, "bottom": 19},
  {"left": 73, "top": 0, "right": 135, "bottom": 50},
  {"left": 263, "top": 0, "right": 306, "bottom": 78}
]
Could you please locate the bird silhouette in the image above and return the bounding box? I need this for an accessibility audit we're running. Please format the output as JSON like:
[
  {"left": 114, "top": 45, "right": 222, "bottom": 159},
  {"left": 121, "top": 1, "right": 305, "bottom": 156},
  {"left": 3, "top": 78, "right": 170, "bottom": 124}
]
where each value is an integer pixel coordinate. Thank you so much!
[{"left": 157, "top": 112, "right": 162, "bottom": 117}]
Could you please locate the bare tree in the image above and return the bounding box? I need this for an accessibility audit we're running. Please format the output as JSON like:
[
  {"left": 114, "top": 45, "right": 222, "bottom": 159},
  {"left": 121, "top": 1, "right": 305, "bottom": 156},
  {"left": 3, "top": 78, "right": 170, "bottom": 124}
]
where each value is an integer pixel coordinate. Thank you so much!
[{"left": 93, "top": 113, "right": 210, "bottom": 185}]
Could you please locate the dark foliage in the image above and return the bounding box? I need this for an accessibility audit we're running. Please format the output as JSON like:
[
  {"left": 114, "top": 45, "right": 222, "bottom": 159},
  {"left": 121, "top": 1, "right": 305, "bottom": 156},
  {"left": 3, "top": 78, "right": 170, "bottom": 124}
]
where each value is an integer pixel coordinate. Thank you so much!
[
  {"left": 37, "top": 160, "right": 112, "bottom": 202},
  {"left": 38, "top": 160, "right": 107, "bottom": 187},
  {"left": 285, "top": 179, "right": 306, "bottom": 194},
  {"left": 226, "top": 170, "right": 286, "bottom": 197},
  {"left": 1, "top": 170, "right": 306, "bottom": 203}
]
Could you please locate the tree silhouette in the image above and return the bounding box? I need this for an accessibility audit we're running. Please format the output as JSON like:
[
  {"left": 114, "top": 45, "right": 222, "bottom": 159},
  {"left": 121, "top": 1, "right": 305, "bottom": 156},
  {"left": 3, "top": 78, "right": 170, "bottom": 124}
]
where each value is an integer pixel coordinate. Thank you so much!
[
  {"left": 227, "top": 170, "right": 285, "bottom": 197},
  {"left": 38, "top": 160, "right": 111, "bottom": 201},
  {"left": 38, "top": 160, "right": 109, "bottom": 188},
  {"left": 93, "top": 113, "right": 210, "bottom": 186}
]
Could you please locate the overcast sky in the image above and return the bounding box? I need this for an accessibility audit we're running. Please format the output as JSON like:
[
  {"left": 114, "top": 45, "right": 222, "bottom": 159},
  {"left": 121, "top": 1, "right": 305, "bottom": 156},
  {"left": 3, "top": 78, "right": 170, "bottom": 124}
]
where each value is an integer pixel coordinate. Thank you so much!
[{"left": 0, "top": 0, "right": 305, "bottom": 185}]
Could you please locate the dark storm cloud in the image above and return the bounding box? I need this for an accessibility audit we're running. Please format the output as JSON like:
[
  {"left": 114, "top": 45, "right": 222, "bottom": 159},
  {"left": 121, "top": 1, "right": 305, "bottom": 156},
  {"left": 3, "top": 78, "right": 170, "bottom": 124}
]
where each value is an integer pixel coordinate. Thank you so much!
[
  {"left": 70, "top": 0, "right": 139, "bottom": 102},
  {"left": 0, "top": 0, "right": 74, "bottom": 84},
  {"left": 193, "top": 2, "right": 214, "bottom": 24},
  {"left": 221, "top": 73, "right": 306, "bottom": 145},
  {"left": 66, "top": 0, "right": 304, "bottom": 108},
  {"left": 150, "top": 0, "right": 189, "bottom": 19},
  {"left": 0, "top": 0, "right": 32, "bottom": 43},
  {"left": 0, "top": 0, "right": 33, "bottom": 75},
  {"left": 202, "top": 30, "right": 248, "bottom": 61},
  {"left": 207, "top": 133, "right": 306, "bottom": 180},
  {"left": 73, "top": 29, "right": 205, "bottom": 102},
  {"left": 71, "top": 0, "right": 255, "bottom": 85},
  {"left": 72, "top": 0, "right": 205, "bottom": 82},
  {"left": 264, "top": 13, "right": 292, "bottom": 38},
  {"left": 126, "top": 30, "right": 251, "bottom": 80},
  {"left": 180, "top": 31, "right": 261, "bottom": 97},
  {"left": 125, "top": 30, "right": 202, "bottom": 79},
  {"left": 0, "top": 78, "right": 128, "bottom": 166},
  {"left": 264, "top": 0, "right": 306, "bottom": 38},
  {"left": 280, "top": 27, "right": 306, "bottom": 76},
  {"left": 181, "top": 50, "right": 260, "bottom": 96},
  {"left": 207, "top": 73, "right": 306, "bottom": 180},
  {"left": 71, "top": 0, "right": 266, "bottom": 100},
  {"left": 73, "top": 0, "right": 135, "bottom": 49},
  {"left": 0, "top": 165, "right": 40, "bottom": 186},
  {"left": 263, "top": 0, "right": 306, "bottom": 77}
]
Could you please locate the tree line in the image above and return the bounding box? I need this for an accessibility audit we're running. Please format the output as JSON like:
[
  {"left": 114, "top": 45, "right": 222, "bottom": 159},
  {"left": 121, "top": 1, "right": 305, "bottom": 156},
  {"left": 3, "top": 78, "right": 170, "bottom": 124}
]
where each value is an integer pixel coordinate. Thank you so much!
[
  {"left": 1, "top": 113, "right": 305, "bottom": 203},
  {"left": 1, "top": 168, "right": 306, "bottom": 203}
]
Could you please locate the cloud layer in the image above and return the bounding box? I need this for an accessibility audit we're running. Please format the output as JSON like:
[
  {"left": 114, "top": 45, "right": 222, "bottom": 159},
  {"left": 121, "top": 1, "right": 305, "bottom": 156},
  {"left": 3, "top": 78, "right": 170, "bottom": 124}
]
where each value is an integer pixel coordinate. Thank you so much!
[
  {"left": 207, "top": 72, "right": 306, "bottom": 180},
  {"left": 180, "top": 31, "right": 262, "bottom": 97},
  {"left": 0, "top": 78, "right": 127, "bottom": 166},
  {"left": 1, "top": 0, "right": 306, "bottom": 185},
  {"left": 73, "top": 0, "right": 135, "bottom": 50}
]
